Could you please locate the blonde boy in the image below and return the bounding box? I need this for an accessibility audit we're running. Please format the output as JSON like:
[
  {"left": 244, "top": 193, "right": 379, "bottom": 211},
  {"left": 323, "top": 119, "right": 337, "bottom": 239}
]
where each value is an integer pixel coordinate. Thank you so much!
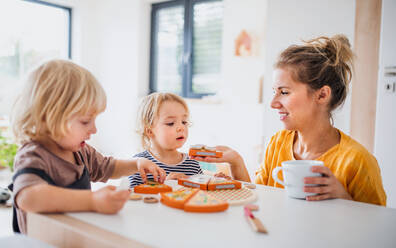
[{"left": 11, "top": 60, "right": 166, "bottom": 233}]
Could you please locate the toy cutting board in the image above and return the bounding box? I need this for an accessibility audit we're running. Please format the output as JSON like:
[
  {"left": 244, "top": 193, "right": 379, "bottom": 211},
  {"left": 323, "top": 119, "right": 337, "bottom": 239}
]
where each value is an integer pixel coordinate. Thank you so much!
[{"left": 204, "top": 187, "right": 257, "bottom": 206}]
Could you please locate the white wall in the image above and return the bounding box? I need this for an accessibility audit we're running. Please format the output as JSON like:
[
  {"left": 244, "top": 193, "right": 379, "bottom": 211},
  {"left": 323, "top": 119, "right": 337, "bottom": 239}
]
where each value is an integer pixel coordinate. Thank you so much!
[
  {"left": 38, "top": 0, "right": 143, "bottom": 160},
  {"left": 375, "top": 0, "right": 396, "bottom": 208},
  {"left": 262, "top": 0, "right": 355, "bottom": 143},
  {"left": 72, "top": 0, "right": 144, "bottom": 159},
  {"left": 187, "top": 0, "right": 267, "bottom": 180}
]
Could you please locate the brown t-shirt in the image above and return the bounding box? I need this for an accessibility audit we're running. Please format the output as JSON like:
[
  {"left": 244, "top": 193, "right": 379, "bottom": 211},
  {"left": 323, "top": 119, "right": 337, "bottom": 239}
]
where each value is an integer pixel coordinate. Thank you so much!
[{"left": 12, "top": 141, "right": 115, "bottom": 234}]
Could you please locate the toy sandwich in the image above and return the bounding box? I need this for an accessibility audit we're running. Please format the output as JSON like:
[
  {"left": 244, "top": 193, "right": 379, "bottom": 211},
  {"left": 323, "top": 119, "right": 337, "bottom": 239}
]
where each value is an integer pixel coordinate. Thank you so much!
[
  {"left": 134, "top": 181, "right": 172, "bottom": 194},
  {"left": 189, "top": 144, "right": 223, "bottom": 158},
  {"left": 178, "top": 174, "right": 242, "bottom": 191}
]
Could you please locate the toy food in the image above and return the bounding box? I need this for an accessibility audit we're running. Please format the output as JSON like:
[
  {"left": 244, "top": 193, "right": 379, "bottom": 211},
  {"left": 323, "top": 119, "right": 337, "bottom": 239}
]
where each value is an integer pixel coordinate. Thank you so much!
[
  {"left": 143, "top": 196, "right": 159, "bottom": 204},
  {"left": 179, "top": 175, "right": 241, "bottom": 191},
  {"left": 184, "top": 190, "right": 229, "bottom": 212},
  {"left": 178, "top": 174, "right": 212, "bottom": 190},
  {"left": 160, "top": 188, "right": 199, "bottom": 209},
  {"left": 129, "top": 194, "right": 143, "bottom": 201},
  {"left": 189, "top": 144, "right": 223, "bottom": 158},
  {"left": 134, "top": 181, "right": 172, "bottom": 194},
  {"left": 161, "top": 188, "right": 228, "bottom": 212},
  {"left": 207, "top": 177, "right": 242, "bottom": 190}
]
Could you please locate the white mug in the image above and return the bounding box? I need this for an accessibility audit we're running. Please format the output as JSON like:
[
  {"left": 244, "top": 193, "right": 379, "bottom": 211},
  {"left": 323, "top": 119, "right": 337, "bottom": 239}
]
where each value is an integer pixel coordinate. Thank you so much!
[{"left": 272, "top": 160, "right": 324, "bottom": 199}]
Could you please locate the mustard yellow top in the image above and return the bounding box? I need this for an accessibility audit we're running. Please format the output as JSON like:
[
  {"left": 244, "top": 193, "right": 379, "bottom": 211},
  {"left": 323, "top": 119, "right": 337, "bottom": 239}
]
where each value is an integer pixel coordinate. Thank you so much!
[{"left": 255, "top": 129, "right": 387, "bottom": 206}]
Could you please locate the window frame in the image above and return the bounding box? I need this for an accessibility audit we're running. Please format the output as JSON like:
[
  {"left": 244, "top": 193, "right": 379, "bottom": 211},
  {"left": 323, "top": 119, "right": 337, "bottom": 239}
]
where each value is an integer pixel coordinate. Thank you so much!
[
  {"left": 22, "top": 0, "right": 72, "bottom": 59},
  {"left": 149, "top": 0, "right": 222, "bottom": 98}
]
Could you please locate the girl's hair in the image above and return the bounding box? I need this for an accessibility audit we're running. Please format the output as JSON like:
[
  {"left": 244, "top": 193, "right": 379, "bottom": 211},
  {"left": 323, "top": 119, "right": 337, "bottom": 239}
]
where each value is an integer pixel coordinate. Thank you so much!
[
  {"left": 137, "top": 92, "right": 189, "bottom": 150},
  {"left": 275, "top": 34, "right": 354, "bottom": 115},
  {"left": 12, "top": 59, "right": 106, "bottom": 144}
]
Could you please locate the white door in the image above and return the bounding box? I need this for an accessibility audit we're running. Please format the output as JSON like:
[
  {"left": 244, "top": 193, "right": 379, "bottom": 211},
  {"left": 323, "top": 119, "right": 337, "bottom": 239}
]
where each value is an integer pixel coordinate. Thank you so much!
[{"left": 375, "top": 0, "right": 396, "bottom": 208}]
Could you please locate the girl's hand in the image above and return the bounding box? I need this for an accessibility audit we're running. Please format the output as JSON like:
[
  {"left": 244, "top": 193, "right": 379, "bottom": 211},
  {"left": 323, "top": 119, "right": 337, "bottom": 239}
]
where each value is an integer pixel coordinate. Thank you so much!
[
  {"left": 304, "top": 166, "right": 352, "bottom": 201},
  {"left": 190, "top": 146, "right": 240, "bottom": 164},
  {"left": 91, "top": 185, "right": 130, "bottom": 214},
  {"left": 137, "top": 158, "right": 166, "bottom": 183},
  {"left": 192, "top": 146, "right": 250, "bottom": 182},
  {"left": 166, "top": 172, "right": 189, "bottom": 180}
]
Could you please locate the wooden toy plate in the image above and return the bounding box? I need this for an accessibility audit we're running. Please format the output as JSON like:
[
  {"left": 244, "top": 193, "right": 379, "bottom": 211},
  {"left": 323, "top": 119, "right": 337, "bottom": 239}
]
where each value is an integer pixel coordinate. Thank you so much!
[{"left": 180, "top": 186, "right": 257, "bottom": 206}]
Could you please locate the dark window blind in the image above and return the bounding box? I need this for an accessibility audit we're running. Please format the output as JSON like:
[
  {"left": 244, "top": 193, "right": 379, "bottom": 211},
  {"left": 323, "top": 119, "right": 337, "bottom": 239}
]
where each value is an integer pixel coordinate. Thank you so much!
[{"left": 150, "top": 0, "right": 223, "bottom": 98}]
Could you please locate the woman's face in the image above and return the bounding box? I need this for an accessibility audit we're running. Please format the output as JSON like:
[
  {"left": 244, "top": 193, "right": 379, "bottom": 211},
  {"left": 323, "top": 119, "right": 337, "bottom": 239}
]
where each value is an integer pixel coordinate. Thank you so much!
[{"left": 271, "top": 68, "right": 321, "bottom": 131}]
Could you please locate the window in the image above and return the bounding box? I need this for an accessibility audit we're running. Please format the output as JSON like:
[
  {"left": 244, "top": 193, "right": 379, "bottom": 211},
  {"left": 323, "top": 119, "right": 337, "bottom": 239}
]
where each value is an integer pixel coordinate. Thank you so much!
[
  {"left": 150, "top": 0, "right": 223, "bottom": 98},
  {"left": 0, "top": 0, "right": 71, "bottom": 124}
]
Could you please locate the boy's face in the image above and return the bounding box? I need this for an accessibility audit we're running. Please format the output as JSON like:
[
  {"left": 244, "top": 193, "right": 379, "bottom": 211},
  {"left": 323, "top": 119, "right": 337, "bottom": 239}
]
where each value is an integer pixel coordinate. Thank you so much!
[
  {"left": 149, "top": 101, "right": 189, "bottom": 151},
  {"left": 56, "top": 112, "right": 98, "bottom": 152}
]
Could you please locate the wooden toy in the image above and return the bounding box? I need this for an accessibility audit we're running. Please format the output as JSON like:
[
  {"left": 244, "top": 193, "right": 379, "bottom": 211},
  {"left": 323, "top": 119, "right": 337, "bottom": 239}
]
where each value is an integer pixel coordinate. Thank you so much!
[
  {"left": 245, "top": 204, "right": 259, "bottom": 211},
  {"left": 161, "top": 188, "right": 228, "bottom": 213},
  {"left": 178, "top": 175, "right": 241, "bottom": 191},
  {"left": 129, "top": 194, "right": 143, "bottom": 201},
  {"left": 160, "top": 188, "right": 199, "bottom": 209},
  {"left": 244, "top": 206, "right": 267, "bottom": 233},
  {"left": 207, "top": 177, "right": 242, "bottom": 190},
  {"left": 205, "top": 187, "right": 257, "bottom": 206},
  {"left": 189, "top": 144, "right": 223, "bottom": 158},
  {"left": 184, "top": 190, "right": 229, "bottom": 213},
  {"left": 143, "top": 196, "right": 159, "bottom": 204},
  {"left": 244, "top": 183, "right": 256, "bottom": 189},
  {"left": 134, "top": 181, "right": 172, "bottom": 194},
  {"left": 178, "top": 174, "right": 212, "bottom": 190}
]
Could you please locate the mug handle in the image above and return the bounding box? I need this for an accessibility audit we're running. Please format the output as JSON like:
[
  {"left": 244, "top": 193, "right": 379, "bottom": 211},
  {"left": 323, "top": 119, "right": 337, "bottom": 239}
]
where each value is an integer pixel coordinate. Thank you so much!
[{"left": 272, "top": 167, "right": 287, "bottom": 186}]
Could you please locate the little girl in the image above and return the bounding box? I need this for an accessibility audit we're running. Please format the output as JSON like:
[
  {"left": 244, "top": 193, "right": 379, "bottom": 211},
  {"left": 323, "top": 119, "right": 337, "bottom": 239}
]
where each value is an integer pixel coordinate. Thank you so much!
[
  {"left": 10, "top": 60, "right": 166, "bottom": 234},
  {"left": 128, "top": 93, "right": 203, "bottom": 187}
]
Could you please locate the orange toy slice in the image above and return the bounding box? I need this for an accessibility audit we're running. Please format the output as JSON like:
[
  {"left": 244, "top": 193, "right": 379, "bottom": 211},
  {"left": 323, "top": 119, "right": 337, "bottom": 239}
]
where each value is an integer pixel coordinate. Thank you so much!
[
  {"left": 134, "top": 181, "right": 172, "bottom": 194},
  {"left": 161, "top": 188, "right": 199, "bottom": 209},
  {"left": 184, "top": 190, "right": 229, "bottom": 213},
  {"left": 188, "top": 145, "right": 223, "bottom": 158},
  {"left": 178, "top": 174, "right": 212, "bottom": 190},
  {"left": 207, "top": 177, "right": 242, "bottom": 191}
]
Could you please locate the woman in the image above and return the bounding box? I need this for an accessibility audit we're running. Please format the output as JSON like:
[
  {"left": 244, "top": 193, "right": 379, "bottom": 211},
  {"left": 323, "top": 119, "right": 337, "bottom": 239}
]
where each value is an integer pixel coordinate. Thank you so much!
[{"left": 193, "top": 35, "right": 386, "bottom": 206}]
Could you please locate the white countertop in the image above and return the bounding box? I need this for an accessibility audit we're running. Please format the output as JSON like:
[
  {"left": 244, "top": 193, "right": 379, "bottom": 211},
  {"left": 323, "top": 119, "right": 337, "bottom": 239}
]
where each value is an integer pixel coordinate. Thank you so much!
[{"left": 67, "top": 181, "right": 396, "bottom": 248}]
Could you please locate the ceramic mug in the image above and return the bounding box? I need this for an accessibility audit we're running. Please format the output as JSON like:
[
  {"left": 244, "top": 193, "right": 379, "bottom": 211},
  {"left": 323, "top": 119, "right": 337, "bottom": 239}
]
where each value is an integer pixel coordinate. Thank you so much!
[{"left": 272, "top": 160, "right": 324, "bottom": 199}]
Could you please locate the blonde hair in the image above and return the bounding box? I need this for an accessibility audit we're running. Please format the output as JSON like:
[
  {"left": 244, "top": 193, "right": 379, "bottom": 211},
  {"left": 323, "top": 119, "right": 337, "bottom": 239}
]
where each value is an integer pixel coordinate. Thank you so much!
[
  {"left": 12, "top": 59, "right": 106, "bottom": 144},
  {"left": 137, "top": 92, "right": 189, "bottom": 150},
  {"left": 275, "top": 34, "right": 354, "bottom": 114}
]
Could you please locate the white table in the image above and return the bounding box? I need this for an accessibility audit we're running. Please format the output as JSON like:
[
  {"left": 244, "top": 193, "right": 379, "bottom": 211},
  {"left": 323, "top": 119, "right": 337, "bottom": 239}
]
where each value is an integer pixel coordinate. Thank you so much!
[{"left": 28, "top": 181, "right": 396, "bottom": 248}]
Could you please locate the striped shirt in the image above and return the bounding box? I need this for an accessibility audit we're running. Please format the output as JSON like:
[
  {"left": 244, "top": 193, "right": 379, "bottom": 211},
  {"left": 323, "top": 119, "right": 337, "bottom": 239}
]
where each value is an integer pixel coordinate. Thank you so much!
[{"left": 128, "top": 150, "right": 203, "bottom": 188}]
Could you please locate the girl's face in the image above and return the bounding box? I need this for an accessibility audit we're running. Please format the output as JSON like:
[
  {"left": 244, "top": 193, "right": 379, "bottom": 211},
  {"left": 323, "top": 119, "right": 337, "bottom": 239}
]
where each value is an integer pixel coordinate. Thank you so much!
[
  {"left": 149, "top": 101, "right": 189, "bottom": 151},
  {"left": 55, "top": 112, "right": 98, "bottom": 152},
  {"left": 270, "top": 68, "right": 321, "bottom": 131}
]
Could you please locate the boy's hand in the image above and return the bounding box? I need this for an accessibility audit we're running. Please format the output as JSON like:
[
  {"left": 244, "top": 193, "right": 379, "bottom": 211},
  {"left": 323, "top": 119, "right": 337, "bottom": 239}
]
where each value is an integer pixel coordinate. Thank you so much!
[
  {"left": 137, "top": 158, "right": 166, "bottom": 183},
  {"left": 166, "top": 172, "right": 189, "bottom": 180},
  {"left": 91, "top": 185, "right": 130, "bottom": 214}
]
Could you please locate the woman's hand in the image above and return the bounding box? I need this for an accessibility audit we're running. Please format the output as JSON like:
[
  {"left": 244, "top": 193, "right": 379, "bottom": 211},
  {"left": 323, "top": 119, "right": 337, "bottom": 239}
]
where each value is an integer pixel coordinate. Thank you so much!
[
  {"left": 166, "top": 172, "right": 189, "bottom": 180},
  {"left": 91, "top": 186, "right": 130, "bottom": 214},
  {"left": 304, "top": 166, "right": 352, "bottom": 201},
  {"left": 137, "top": 158, "right": 166, "bottom": 183}
]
